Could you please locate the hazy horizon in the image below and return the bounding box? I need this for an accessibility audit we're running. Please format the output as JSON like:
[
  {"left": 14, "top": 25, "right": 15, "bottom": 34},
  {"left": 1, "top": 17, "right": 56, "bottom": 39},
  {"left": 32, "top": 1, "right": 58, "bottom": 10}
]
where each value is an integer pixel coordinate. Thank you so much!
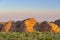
[{"left": 0, "top": 0, "right": 60, "bottom": 22}]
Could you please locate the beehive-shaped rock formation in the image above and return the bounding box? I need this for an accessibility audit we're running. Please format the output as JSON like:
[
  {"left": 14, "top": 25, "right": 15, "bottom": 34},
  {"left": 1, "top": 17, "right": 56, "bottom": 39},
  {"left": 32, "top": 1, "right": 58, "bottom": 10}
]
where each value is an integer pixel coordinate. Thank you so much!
[
  {"left": 3, "top": 20, "right": 15, "bottom": 32},
  {"left": 49, "top": 22, "right": 60, "bottom": 33},
  {"left": 24, "top": 18, "right": 37, "bottom": 32},
  {"left": 38, "top": 21, "right": 51, "bottom": 32}
]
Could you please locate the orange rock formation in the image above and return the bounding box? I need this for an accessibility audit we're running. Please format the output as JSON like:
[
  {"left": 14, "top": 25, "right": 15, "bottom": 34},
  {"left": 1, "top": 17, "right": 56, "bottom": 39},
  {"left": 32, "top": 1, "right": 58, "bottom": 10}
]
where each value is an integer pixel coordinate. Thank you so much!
[
  {"left": 49, "top": 22, "right": 60, "bottom": 33},
  {"left": 25, "top": 18, "right": 37, "bottom": 32},
  {"left": 3, "top": 20, "right": 14, "bottom": 32}
]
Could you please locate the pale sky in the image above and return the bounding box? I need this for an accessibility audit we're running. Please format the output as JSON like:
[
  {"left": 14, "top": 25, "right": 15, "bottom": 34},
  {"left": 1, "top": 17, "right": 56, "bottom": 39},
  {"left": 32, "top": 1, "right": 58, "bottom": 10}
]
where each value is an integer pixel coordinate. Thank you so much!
[{"left": 0, "top": 0, "right": 60, "bottom": 22}]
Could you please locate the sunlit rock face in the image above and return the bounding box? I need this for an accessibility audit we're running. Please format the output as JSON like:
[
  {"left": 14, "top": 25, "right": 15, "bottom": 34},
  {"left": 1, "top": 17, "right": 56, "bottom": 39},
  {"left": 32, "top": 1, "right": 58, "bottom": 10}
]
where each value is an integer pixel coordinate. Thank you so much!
[
  {"left": 24, "top": 18, "right": 37, "bottom": 32},
  {"left": 49, "top": 22, "right": 60, "bottom": 33},
  {"left": 55, "top": 19, "right": 60, "bottom": 27},
  {"left": 3, "top": 20, "right": 16, "bottom": 32}
]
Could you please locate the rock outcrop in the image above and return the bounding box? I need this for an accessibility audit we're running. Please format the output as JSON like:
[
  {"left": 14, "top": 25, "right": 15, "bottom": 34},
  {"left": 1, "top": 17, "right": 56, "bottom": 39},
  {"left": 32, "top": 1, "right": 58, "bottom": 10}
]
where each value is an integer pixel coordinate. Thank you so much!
[
  {"left": 15, "top": 21, "right": 25, "bottom": 32},
  {"left": 24, "top": 18, "right": 37, "bottom": 32},
  {"left": 0, "top": 18, "right": 60, "bottom": 33},
  {"left": 3, "top": 20, "right": 16, "bottom": 32},
  {"left": 36, "top": 21, "right": 51, "bottom": 32},
  {"left": 55, "top": 19, "right": 60, "bottom": 27},
  {"left": 49, "top": 22, "right": 60, "bottom": 33}
]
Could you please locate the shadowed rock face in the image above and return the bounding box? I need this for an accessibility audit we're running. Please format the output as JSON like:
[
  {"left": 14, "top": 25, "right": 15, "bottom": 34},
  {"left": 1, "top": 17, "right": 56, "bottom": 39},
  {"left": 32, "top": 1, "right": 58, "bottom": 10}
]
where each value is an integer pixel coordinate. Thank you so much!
[
  {"left": 36, "top": 21, "right": 51, "bottom": 32},
  {"left": 33, "top": 23, "right": 40, "bottom": 32},
  {"left": 15, "top": 21, "right": 22, "bottom": 28},
  {"left": 55, "top": 19, "right": 60, "bottom": 27},
  {"left": 49, "top": 22, "right": 60, "bottom": 33},
  {"left": 0, "top": 24, "right": 4, "bottom": 31},
  {"left": 3, "top": 20, "right": 16, "bottom": 32},
  {"left": 15, "top": 21, "right": 26, "bottom": 32},
  {"left": 41, "top": 21, "right": 51, "bottom": 32}
]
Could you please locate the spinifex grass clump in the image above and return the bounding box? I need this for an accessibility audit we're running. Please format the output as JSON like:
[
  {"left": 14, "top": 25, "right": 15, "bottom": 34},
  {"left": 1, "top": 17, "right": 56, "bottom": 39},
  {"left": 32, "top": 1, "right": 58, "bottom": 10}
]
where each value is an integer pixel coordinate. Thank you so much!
[{"left": 0, "top": 32, "right": 60, "bottom": 40}]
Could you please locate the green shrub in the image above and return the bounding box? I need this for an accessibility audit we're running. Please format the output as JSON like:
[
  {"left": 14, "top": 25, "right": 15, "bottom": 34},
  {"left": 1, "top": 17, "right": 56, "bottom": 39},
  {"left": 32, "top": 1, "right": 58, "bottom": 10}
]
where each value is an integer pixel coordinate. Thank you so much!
[{"left": 0, "top": 32, "right": 60, "bottom": 40}]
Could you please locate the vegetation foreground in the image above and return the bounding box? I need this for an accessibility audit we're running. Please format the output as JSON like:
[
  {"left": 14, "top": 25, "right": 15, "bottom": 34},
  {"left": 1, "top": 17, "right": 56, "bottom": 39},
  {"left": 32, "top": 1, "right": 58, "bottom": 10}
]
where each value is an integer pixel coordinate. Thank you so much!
[{"left": 0, "top": 32, "right": 60, "bottom": 40}]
